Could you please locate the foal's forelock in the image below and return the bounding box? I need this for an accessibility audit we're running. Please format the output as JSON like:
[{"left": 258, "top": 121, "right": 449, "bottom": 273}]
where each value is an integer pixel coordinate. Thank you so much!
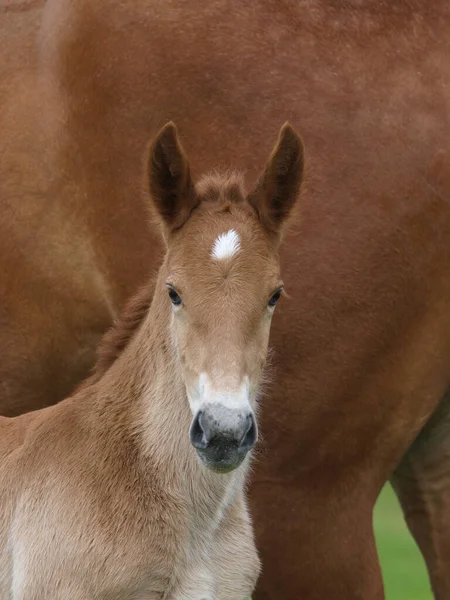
[{"left": 195, "top": 171, "right": 246, "bottom": 206}]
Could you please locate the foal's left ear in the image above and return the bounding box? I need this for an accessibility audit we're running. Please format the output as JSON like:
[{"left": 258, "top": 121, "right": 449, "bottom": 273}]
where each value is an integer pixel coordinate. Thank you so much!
[
  {"left": 147, "top": 122, "right": 199, "bottom": 235},
  {"left": 248, "top": 123, "right": 304, "bottom": 239}
]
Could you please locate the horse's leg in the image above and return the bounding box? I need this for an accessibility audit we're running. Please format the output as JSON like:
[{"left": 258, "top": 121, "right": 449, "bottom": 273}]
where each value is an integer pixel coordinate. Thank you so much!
[
  {"left": 391, "top": 393, "right": 450, "bottom": 599},
  {"left": 251, "top": 481, "right": 384, "bottom": 600}
]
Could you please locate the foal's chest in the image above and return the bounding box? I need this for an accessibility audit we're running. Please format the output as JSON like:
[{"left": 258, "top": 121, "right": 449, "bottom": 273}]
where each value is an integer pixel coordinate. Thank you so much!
[{"left": 161, "top": 481, "right": 242, "bottom": 600}]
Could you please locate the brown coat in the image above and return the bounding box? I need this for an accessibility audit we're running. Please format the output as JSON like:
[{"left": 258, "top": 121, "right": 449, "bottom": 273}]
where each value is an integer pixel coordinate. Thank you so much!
[{"left": 2, "top": 1, "right": 450, "bottom": 598}]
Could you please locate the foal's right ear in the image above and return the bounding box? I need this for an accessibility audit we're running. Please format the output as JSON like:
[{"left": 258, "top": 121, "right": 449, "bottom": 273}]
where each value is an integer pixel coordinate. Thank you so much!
[{"left": 147, "top": 122, "right": 199, "bottom": 236}]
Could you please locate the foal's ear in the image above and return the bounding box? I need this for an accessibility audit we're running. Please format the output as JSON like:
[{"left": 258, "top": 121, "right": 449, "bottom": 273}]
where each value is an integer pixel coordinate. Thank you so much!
[
  {"left": 147, "top": 122, "right": 199, "bottom": 235},
  {"left": 248, "top": 123, "right": 304, "bottom": 238}
]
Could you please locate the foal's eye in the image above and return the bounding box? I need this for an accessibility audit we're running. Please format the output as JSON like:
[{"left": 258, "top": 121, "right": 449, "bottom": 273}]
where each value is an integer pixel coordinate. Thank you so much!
[
  {"left": 268, "top": 289, "right": 282, "bottom": 308},
  {"left": 168, "top": 288, "right": 182, "bottom": 306}
]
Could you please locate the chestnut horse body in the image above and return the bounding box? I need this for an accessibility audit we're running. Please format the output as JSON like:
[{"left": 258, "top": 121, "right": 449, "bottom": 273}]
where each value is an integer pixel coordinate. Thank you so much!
[{"left": 2, "top": 0, "right": 450, "bottom": 598}]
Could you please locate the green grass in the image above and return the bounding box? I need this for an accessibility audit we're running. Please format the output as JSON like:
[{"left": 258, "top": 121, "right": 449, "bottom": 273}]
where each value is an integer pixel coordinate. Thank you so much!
[{"left": 374, "top": 485, "right": 432, "bottom": 600}]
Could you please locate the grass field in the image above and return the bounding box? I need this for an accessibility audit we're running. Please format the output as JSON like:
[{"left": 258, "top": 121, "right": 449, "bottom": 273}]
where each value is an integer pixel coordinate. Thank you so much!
[{"left": 374, "top": 485, "right": 432, "bottom": 600}]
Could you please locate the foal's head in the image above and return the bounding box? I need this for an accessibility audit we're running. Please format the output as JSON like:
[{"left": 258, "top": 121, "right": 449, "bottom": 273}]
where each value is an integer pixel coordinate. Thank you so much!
[{"left": 147, "top": 122, "right": 304, "bottom": 472}]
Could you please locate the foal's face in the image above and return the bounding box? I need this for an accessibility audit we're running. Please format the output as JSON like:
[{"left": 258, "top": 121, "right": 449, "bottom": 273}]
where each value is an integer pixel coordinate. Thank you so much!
[
  {"left": 148, "top": 122, "right": 304, "bottom": 472},
  {"left": 166, "top": 209, "right": 282, "bottom": 471}
]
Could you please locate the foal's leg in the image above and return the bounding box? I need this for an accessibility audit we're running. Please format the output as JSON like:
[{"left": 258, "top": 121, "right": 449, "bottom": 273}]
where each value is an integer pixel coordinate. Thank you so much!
[{"left": 391, "top": 393, "right": 450, "bottom": 599}]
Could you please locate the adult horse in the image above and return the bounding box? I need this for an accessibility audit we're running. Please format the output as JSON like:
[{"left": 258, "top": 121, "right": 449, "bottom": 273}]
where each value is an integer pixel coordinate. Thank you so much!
[{"left": 1, "top": 1, "right": 450, "bottom": 598}]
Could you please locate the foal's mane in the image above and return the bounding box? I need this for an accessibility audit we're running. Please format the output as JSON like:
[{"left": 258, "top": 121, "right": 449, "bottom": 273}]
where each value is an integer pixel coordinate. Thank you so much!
[
  {"left": 195, "top": 171, "right": 246, "bottom": 205},
  {"left": 87, "top": 283, "right": 155, "bottom": 385},
  {"left": 84, "top": 172, "right": 247, "bottom": 386}
]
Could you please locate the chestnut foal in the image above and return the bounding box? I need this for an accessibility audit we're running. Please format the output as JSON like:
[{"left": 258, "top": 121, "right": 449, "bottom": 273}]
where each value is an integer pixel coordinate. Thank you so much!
[{"left": 0, "top": 122, "right": 303, "bottom": 599}]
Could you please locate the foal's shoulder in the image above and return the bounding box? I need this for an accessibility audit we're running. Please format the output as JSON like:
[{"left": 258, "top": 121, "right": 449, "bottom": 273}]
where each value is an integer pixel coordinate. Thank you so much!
[{"left": 0, "top": 403, "right": 79, "bottom": 477}]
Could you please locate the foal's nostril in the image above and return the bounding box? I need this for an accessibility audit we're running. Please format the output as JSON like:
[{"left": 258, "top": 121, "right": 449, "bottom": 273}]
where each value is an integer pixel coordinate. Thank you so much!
[
  {"left": 189, "top": 411, "right": 209, "bottom": 450},
  {"left": 239, "top": 412, "right": 258, "bottom": 451}
]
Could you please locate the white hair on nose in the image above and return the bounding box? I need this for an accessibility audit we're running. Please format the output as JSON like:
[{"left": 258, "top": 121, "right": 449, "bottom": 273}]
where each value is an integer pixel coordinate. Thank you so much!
[{"left": 211, "top": 229, "right": 241, "bottom": 260}]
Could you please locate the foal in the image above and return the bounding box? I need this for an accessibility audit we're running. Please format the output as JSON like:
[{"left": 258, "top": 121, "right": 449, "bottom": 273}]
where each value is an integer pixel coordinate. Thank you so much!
[{"left": 0, "top": 122, "right": 304, "bottom": 599}]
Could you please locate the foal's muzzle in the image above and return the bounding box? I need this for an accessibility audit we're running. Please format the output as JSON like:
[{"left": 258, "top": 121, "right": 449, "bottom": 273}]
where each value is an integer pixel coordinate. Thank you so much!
[{"left": 189, "top": 404, "right": 257, "bottom": 473}]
